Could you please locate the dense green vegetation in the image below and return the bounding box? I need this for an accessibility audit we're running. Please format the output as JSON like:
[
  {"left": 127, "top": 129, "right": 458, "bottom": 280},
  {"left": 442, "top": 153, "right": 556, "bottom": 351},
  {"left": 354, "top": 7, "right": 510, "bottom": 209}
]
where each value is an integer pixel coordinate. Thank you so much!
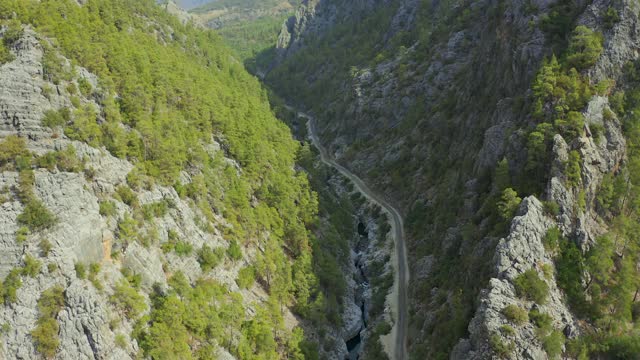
[
  {"left": 267, "top": 1, "right": 499, "bottom": 358},
  {"left": 216, "top": 16, "right": 287, "bottom": 73},
  {"left": 0, "top": 0, "right": 366, "bottom": 358},
  {"left": 520, "top": 25, "right": 604, "bottom": 194},
  {"left": 269, "top": 3, "right": 401, "bottom": 109},
  {"left": 521, "top": 15, "right": 640, "bottom": 359},
  {"left": 224, "top": 0, "right": 637, "bottom": 357},
  {"left": 295, "top": 132, "right": 393, "bottom": 358},
  {"left": 189, "top": 0, "right": 296, "bottom": 73},
  {"left": 547, "top": 52, "right": 640, "bottom": 358},
  {"left": 134, "top": 273, "right": 302, "bottom": 360},
  {"left": 111, "top": 279, "right": 146, "bottom": 319}
]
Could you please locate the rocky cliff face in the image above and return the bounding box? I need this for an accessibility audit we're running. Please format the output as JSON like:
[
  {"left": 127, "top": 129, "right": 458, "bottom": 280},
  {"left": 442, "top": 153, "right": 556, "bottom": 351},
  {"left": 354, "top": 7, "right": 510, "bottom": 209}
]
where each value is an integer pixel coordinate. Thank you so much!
[
  {"left": 0, "top": 21, "right": 295, "bottom": 360},
  {"left": 269, "top": 0, "right": 640, "bottom": 358}
]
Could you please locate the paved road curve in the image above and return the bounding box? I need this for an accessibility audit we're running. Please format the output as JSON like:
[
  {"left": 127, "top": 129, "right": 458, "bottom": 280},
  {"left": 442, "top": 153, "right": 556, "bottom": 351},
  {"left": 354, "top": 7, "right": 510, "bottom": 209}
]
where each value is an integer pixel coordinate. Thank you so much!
[{"left": 299, "top": 111, "right": 409, "bottom": 360}]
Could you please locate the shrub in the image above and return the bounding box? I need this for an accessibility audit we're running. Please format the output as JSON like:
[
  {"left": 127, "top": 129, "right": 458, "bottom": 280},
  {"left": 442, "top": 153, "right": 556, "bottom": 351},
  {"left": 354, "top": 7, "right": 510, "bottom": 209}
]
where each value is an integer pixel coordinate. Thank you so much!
[
  {"left": 555, "top": 112, "right": 584, "bottom": 140},
  {"left": 17, "top": 169, "right": 35, "bottom": 201},
  {"left": 227, "top": 240, "right": 242, "bottom": 261},
  {"left": 15, "top": 153, "right": 32, "bottom": 171},
  {"left": 500, "top": 324, "right": 515, "bottom": 336},
  {"left": 601, "top": 108, "right": 615, "bottom": 124},
  {"left": 111, "top": 279, "right": 146, "bottom": 319},
  {"left": 32, "top": 285, "right": 64, "bottom": 359},
  {"left": 603, "top": 7, "right": 620, "bottom": 29},
  {"left": 115, "top": 186, "right": 138, "bottom": 207},
  {"left": 502, "top": 304, "right": 528, "bottom": 325},
  {"left": 0, "top": 42, "right": 14, "bottom": 64},
  {"left": 89, "top": 263, "right": 100, "bottom": 277},
  {"left": 543, "top": 227, "right": 561, "bottom": 251},
  {"left": 37, "top": 145, "right": 82, "bottom": 173},
  {"left": 514, "top": 269, "right": 549, "bottom": 304},
  {"left": 542, "top": 264, "right": 554, "bottom": 280},
  {"left": 236, "top": 266, "right": 255, "bottom": 289},
  {"left": 167, "top": 271, "right": 190, "bottom": 296},
  {"left": 609, "top": 91, "right": 625, "bottom": 116},
  {"left": 22, "top": 254, "right": 41, "bottom": 277},
  {"left": 16, "top": 226, "right": 29, "bottom": 243},
  {"left": 543, "top": 330, "right": 565, "bottom": 358},
  {"left": 125, "top": 168, "right": 142, "bottom": 189},
  {"left": 88, "top": 263, "right": 102, "bottom": 290},
  {"left": 0, "top": 135, "right": 28, "bottom": 169},
  {"left": 603, "top": 335, "right": 640, "bottom": 358},
  {"left": 78, "top": 78, "right": 92, "bottom": 97},
  {"left": 489, "top": 333, "right": 514, "bottom": 358},
  {"left": 42, "top": 108, "right": 70, "bottom": 128},
  {"left": 54, "top": 145, "right": 82, "bottom": 172},
  {"left": 42, "top": 84, "right": 54, "bottom": 100},
  {"left": 42, "top": 47, "right": 72, "bottom": 85},
  {"left": 142, "top": 201, "right": 168, "bottom": 220},
  {"left": 2, "top": 268, "right": 22, "bottom": 304},
  {"left": 75, "top": 263, "right": 86, "bottom": 279},
  {"left": 197, "top": 245, "right": 224, "bottom": 271},
  {"left": 115, "top": 333, "right": 127, "bottom": 349},
  {"left": 590, "top": 122, "right": 605, "bottom": 144},
  {"left": 543, "top": 200, "right": 560, "bottom": 216},
  {"left": 121, "top": 268, "right": 142, "bottom": 289},
  {"left": 556, "top": 239, "right": 589, "bottom": 315},
  {"left": 37, "top": 286, "right": 65, "bottom": 319},
  {"left": 36, "top": 152, "right": 57, "bottom": 171},
  {"left": 117, "top": 214, "right": 139, "bottom": 245},
  {"left": 17, "top": 199, "right": 57, "bottom": 231},
  {"left": 566, "top": 26, "right": 603, "bottom": 71},
  {"left": 529, "top": 309, "right": 553, "bottom": 335},
  {"left": 565, "top": 150, "right": 582, "bottom": 187},
  {"left": 595, "top": 79, "right": 615, "bottom": 96},
  {"left": 31, "top": 317, "right": 60, "bottom": 358},
  {"left": 39, "top": 239, "right": 52, "bottom": 256},
  {"left": 70, "top": 96, "right": 81, "bottom": 108},
  {"left": 3, "top": 20, "right": 23, "bottom": 46},
  {"left": 84, "top": 166, "right": 96, "bottom": 180},
  {"left": 174, "top": 241, "right": 193, "bottom": 257},
  {"left": 497, "top": 188, "right": 522, "bottom": 221},
  {"left": 577, "top": 189, "right": 587, "bottom": 213},
  {"left": 99, "top": 200, "right": 117, "bottom": 217}
]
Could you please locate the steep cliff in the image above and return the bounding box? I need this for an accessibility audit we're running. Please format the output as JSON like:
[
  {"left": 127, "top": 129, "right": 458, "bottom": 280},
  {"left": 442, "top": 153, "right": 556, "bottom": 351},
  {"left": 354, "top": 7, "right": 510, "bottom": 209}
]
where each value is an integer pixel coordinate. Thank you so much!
[
  {"left": 269, "top": 0, "right": 640, "bottom": 358},
  {"left": 0, "top": 1, "right": 353, "bottom": 359}
]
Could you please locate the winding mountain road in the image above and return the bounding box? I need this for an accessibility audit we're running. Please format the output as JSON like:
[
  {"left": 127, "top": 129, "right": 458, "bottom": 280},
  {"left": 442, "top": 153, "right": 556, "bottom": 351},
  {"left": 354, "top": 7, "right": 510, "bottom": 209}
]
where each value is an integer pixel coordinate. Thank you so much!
[{"left": 298, "top": 111, "right": 409, "bottom": 360}]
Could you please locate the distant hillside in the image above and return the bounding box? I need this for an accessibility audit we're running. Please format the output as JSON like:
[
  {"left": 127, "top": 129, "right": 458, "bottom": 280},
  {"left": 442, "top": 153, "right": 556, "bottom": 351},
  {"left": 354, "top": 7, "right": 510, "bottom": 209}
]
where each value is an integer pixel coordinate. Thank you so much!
[
  {"left": 191, "top": 0, "right": 297, "bottom": 14},
  {"left": 189, "top": 0, "right": 298, "bottom": 74},
  {"left": 190, "top": 0, "right": 296, "bottom": 29},
  {"left": 174, "top": 0, "right": 212, "bottom": 10}
]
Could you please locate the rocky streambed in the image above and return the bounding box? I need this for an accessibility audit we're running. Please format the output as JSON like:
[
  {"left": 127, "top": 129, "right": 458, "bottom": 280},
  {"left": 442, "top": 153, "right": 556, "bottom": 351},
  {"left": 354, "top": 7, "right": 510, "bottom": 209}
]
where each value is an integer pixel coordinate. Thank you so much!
[{"left": 344, "top": 221, "right": 372, "bottom": 360}]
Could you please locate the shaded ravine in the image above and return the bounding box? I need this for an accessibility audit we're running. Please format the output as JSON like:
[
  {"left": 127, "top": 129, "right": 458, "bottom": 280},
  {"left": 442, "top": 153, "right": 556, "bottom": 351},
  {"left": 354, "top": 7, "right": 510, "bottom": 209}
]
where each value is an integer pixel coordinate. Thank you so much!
[
  {"left": 345, "top": 222, "right": 371, "bottom": 359},
  {"left": 298, "top": 110, "right": 409, "bottom": 360}
]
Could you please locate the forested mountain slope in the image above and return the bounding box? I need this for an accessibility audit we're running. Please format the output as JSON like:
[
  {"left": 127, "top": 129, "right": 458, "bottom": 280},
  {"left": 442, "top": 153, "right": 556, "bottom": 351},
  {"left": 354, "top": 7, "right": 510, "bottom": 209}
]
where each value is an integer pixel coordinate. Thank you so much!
[
  {"left": 187, "top": 0, "right": 298, "bottom": 74},
  {"left": 0, "top": 0, "right": 376, "bottom": 359},
  {"left": 268, "top": 0, "right": 640, "bottom": 359},
  {"left": 175, "top": 0, "right": 212, "bottom": 10}
]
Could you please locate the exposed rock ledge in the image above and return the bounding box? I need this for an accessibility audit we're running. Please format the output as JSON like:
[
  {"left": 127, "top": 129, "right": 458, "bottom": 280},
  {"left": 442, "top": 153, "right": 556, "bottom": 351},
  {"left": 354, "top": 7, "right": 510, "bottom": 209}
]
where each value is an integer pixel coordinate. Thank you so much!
[{"left": 452, "top": 197, "right": 576, "bottom": 360}]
